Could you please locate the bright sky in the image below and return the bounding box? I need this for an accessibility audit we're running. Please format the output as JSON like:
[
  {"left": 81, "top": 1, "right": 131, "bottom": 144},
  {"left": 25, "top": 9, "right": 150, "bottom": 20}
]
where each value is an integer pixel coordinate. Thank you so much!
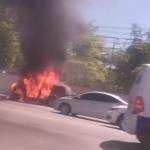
[
  {"left": 82, "top": 0, "right": 150, "bottom": 28},
  {"left": 81, "top": 0, "right": 150, "bottom": 46}
]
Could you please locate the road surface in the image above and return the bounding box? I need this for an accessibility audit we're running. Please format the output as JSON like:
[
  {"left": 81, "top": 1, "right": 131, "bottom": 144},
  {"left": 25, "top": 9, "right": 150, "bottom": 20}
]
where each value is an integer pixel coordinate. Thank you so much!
[{"left": 0, "top": 100, "right": 141, "bottom": 150}]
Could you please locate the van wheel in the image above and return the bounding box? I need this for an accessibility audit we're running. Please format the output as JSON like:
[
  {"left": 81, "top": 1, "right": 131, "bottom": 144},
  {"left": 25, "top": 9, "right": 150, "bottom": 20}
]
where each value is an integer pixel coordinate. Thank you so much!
[
  {"left": 143, "top": 130, "right": 150, "bottom": 150},
  {"left": 136, "top": 134, "right": 144, "bottom": 143},
  {"left": 48, "top": 96, "right": 56, "bottom": 107},
  {"left": 59, "top": 104, "right": 71, "bottom": 115},
  {"left": 117, "top": 114, "right": 124, "bottom": 130}
]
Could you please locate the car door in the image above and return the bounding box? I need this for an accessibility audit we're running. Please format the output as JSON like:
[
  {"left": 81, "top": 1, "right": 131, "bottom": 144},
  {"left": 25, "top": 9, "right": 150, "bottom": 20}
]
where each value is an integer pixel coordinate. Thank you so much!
[
  {"left": 72, "top": 93, "right": 97, "bottom": 117},
  {"left": 93, "top": 94, "right": 121, "bottom": 119},
  {"left": 84, "top": 93, "right": 105, "bottom": 118}
]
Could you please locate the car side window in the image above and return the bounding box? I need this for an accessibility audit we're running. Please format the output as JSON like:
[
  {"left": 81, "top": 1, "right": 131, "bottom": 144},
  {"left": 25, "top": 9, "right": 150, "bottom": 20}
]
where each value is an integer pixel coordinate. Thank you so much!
[
  {"left": 80, "top": 93, "right": 100, "bottom": 101},
  {"left": 101, "top": 95, "right": 119, "bottom": 103}
]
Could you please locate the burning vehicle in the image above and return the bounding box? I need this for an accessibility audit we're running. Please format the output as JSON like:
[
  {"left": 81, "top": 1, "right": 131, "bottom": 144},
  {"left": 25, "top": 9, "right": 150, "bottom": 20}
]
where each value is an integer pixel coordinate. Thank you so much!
[
  {"left": 2, "top": 0, "right": 86, "bottom": 106},
  {"left": 8, "top": 65, "right": 75, "bottom": 107},
  {"left": 9, "top": 82, "right": 75, "bottom": 107}
]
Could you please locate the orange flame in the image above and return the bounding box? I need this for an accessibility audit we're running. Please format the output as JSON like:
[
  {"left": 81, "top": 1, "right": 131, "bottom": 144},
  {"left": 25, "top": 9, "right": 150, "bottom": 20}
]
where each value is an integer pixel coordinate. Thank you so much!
[{"left": 10, "top": 67, "right": 59, "bottom": 101}]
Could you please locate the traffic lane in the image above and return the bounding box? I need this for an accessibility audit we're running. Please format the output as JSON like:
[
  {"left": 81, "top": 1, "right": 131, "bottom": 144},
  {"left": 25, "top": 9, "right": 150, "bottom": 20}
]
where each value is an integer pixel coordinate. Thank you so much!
[
  {"left": 0, "top": 101, "right": 102, "bottom": 150},
  {"left": 0, "top": 100, "right": 141, "bottom": 150},
  {"left": 1, "top": 119, "right": 92, "bottom": 150}
]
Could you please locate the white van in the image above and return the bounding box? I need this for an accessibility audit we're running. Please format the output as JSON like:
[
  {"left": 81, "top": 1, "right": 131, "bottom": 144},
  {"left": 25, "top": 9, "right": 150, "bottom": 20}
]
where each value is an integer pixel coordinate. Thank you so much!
[{"left": 123, "top": 64, "right": 150, "bottom": 150}]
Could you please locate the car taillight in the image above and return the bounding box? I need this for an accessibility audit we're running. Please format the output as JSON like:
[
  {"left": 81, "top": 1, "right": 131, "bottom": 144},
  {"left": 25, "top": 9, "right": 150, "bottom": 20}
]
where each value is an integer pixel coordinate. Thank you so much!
[{"left": 133, "top": 97, "right": 144, "bottom": 114}]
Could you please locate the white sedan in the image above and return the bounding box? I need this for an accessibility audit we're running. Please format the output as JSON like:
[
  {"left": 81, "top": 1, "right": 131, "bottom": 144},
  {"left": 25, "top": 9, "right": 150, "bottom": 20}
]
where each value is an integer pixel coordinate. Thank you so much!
[
  {"left": 54, "top": 91, "right": 127, "bottom": 120},
  {"left": 107, "top": 105, "right": 128, "bottom": 129}
]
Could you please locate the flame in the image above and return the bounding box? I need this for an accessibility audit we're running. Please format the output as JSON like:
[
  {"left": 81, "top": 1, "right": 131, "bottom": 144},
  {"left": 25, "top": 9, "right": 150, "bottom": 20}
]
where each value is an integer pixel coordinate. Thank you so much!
[{"left": 10, "top": 66, "right": 59, "bottom": 101}]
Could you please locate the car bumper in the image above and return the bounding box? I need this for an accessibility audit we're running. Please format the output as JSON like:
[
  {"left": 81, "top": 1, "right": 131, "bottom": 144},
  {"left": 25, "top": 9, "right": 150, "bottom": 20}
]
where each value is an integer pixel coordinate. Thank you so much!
[
  {"left": 122, "top": 114, "right": 137, "bottom": 135},
  {"left": 53, "top": 102, "right": 59, "bottom": 110},
  {"left": 106, "top": 111, "right": 119, "bottom": 124},
  {"left": 107, "top": 114, "right": 115, "bottom": 123},
  {"left": 107, "top": 114, "right": 112, "bottom": 120}
]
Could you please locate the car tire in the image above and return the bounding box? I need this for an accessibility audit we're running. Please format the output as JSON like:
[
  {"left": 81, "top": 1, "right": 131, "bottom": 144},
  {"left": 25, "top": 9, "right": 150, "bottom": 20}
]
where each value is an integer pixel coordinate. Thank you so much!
[
  {"left": 136, "top": 134, "right": 144, "bottom": 143},
  {"left": 117, "top": 114, "right": 124, "bottom": 130},
  {"left": 59, "top": 104, "right": 71, "bottom": 115},
  {"left": 143, "top": 130, "right": 150, "bottom": 150},
  {"left": 48, "top": 96, "right": 56, "bottom": 107}
]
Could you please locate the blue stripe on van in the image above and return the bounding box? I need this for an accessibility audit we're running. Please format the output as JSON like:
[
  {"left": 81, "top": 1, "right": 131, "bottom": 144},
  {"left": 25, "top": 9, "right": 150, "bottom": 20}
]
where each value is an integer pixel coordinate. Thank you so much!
[{"left": 136, "top": 116, "right": 150, "bottom": 136}]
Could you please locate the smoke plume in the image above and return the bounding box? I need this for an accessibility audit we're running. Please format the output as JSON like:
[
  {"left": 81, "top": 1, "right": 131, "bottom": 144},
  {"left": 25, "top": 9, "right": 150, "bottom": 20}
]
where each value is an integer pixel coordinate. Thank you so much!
[{"left": 1, "top": 0, "right": 87, "bottom": 69}]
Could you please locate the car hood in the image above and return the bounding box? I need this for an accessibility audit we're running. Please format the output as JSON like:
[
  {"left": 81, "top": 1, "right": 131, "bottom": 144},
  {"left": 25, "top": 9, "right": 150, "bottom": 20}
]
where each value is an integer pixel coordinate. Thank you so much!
[{"left": 113, "top": 105, "right": 128, "bottom": 109}]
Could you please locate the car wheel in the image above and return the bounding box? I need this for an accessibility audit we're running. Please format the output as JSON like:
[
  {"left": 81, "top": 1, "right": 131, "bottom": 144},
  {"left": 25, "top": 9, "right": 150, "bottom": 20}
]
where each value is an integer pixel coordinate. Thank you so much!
[
  {"left": 136, "top": 134, "right": 144, "bottom": 143},
  {"left": 48, "top": 97, "right": 56, "bottom": 107},
  {"left": 59, "top": 104, "right": 71, "bottom": 115},
  {"left": 117, "top": 114, "right": 124, "bottom": 130},
  {"left": 143, "top": 130, "right": 150, "bottom": 150}
]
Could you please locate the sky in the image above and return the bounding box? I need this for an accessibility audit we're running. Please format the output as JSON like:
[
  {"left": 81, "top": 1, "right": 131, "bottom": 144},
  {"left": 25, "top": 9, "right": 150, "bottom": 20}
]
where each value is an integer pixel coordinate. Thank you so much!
[{"left": 80, "top": 0, "right": 150, "bottom": 46}]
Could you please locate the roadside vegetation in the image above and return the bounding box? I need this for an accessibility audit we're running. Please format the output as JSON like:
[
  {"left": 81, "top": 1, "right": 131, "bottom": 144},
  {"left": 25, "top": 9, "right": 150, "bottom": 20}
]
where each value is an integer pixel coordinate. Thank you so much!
[{"left": 1, "top": 5, "right": 150, "bottom": 94}]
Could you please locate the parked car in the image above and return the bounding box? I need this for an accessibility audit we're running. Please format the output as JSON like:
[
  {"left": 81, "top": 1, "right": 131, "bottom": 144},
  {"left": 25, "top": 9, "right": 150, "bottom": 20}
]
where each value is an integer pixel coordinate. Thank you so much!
[
  {"left": 107, "top": 105, "right": 127, "bottom": 129},
  {"left": 54, "top": 91, "right": 128, "bottom": 119}
]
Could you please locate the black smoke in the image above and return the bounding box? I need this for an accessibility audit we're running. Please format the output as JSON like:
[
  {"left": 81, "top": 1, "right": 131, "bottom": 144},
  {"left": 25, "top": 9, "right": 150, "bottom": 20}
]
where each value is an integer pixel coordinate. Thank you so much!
[{"left": 1, "top": 0, "right": 87, "bottom": 69}]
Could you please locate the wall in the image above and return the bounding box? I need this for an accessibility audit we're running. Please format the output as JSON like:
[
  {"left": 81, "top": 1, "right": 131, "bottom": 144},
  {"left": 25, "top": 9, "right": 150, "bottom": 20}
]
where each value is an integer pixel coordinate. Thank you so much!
[
  {"left": 0, "top": 73, "right": 129, "bottom": 101},
  {"left": 0, "top": 73, "right": 19, "bottom": 95}
]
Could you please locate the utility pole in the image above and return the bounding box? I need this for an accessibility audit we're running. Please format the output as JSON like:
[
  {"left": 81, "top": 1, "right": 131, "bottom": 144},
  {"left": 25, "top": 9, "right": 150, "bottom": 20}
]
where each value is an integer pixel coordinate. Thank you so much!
[
  {"left": 109, "top": 38, "right": 118, "bottom": 69},
  {"left": 107, "top": 38, "right": 118, "bottom": 84}
]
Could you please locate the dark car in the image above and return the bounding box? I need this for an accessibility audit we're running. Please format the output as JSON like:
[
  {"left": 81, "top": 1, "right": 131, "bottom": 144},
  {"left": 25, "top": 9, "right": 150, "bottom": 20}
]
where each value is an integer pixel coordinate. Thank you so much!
[{"left": 46, "top": 84, "right": 75, "bottom": 107}]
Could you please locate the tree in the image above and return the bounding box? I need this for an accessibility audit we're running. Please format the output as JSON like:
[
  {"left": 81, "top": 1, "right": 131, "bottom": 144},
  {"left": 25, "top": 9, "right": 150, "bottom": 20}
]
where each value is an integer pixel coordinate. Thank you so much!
[
  {"left": 62, "top": 59, "right": 107, "bottom": 88},
  {"left": 71, "top": 22, "right": 106, "bottom": 60},
  {"left": 130, "top": 23, "right": 143, "bottom": 43},
  {"left": 62, "top": 22, "right": 108, "bottom": 88},
  {"left": 0, "top": 4, "right": 21, "bottom": 72},
  {"left": 114, "top": 24, "right": 150, "bottom": 93}
]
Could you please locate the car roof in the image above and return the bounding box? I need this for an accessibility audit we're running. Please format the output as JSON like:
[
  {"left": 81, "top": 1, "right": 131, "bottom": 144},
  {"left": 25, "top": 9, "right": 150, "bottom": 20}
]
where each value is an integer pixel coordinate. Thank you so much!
[
  {"left": 142, "top": 64, "right": 150, "bottom": 67},
  {"left": 81, "top": 91, "right": 127, "bottom": 104}
]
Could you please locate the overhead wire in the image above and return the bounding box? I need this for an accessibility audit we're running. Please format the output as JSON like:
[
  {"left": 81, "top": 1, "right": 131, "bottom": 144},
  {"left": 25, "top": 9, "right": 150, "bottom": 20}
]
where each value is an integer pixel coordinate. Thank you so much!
[{"left": 98, "top": 26, "right": 150, "bottom": 30}]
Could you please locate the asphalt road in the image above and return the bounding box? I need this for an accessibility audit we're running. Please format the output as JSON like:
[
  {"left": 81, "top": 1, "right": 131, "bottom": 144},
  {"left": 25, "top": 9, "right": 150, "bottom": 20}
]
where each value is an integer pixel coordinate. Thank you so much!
[{"left": 0, "top": 100, "right": 142, "bottom": 150}]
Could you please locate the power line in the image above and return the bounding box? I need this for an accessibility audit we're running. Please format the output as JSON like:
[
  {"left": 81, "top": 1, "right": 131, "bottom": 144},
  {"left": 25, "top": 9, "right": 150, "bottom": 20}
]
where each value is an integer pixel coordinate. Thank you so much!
[
  {"left": 89, "top": 35, "right": 150, "bottom": 42},
  {"left": 99, "top": 30, "right": 131, "bottom": 35},
  {"left": 107, "top": 41, "right": 150, "bottom": 44},
  {"left": 74, "top": 46, "right": 121, "bottom": 49},
  {"left": 90, "top": 35, "right": 133, "bottom": 40},
  {"left": 98, "top": 31, "right": 150, "bottom": 36},
  {"left": 98, "top": 26, "right": 150, "bottom": 30}
]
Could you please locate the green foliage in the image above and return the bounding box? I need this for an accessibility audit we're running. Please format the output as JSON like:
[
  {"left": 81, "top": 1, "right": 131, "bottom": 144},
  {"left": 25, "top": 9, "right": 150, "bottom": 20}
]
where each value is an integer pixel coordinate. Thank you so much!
[
  {"left": 131, "top": 23, "right": 143, "bottom": 43},
  {"left": 126, "top": 42, "right": 150, "bottom": 70},
  {"left": 0, "top": 5, "right": 21, "bottom": 71},
  {"left": 132, "top": 67, "right": 141, "bottom": 75},
  {"left": 63, "top": 22, "right": 108, "bottom": 88},
  {"left": 72, "top": 22, "right": 106, "bottom": 61},
  {"left": 114, "top": 24, "right": 150, "bottom": 93},
  {"left": 62, "top": 59, "right": 107, "bottom": 88}
]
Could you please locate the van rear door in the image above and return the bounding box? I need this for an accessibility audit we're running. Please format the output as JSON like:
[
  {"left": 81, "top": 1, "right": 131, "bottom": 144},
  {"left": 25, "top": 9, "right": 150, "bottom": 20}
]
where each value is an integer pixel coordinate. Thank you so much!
[
  {"left": 130, "top": 65, "right": 148, "bottom": 104},
  {"left": 128, "top": 65, "right": 148, "bottom": 114},
  {"left": 123, "top": 65, "right": 149, "bottom": 134}
]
